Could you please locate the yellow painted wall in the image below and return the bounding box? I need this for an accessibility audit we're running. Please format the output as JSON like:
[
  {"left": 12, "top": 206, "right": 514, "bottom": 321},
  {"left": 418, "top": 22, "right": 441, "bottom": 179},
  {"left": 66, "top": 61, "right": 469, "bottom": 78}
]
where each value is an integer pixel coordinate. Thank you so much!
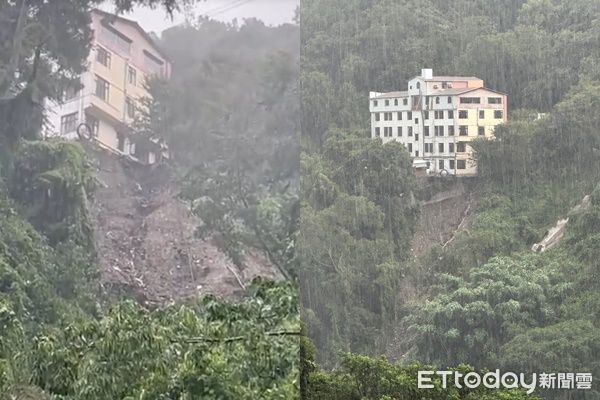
[
  {"left": 93, "top": 48, "right": 126, "bottom": 122},
  {"left": 453, "top": 106, "right": 504, "bottom": 176}
]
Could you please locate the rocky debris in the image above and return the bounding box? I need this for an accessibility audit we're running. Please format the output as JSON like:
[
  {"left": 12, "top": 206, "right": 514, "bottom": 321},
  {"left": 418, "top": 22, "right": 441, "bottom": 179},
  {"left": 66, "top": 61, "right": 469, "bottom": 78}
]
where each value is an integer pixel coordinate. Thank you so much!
[
  {"left": 86, "top": 145, "right": 280, "bottom": 305},
  {"left": 532, "top": 194, "right": 591, "bottom": 253}
]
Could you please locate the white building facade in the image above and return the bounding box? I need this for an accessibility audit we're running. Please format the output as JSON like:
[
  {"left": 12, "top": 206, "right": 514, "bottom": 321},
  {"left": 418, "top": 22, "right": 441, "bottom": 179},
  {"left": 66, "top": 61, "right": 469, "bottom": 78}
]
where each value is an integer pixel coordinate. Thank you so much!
[{"left": 370, "top": 69, "right": 508, "bottom": 176}]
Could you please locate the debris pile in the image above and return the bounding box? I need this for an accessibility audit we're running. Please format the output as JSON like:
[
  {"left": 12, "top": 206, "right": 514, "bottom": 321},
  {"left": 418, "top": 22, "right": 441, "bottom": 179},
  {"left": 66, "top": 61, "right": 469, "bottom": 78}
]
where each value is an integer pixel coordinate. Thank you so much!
[{"left": 87, "top": 146, "right": 280, "bottom": 305}]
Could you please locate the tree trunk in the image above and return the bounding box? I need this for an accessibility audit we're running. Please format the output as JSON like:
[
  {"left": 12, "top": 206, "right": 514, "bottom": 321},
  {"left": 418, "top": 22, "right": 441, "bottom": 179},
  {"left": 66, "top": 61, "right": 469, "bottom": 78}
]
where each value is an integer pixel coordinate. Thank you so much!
[{"left": 0, "top": 0, "right": 29, "bottom": 100}]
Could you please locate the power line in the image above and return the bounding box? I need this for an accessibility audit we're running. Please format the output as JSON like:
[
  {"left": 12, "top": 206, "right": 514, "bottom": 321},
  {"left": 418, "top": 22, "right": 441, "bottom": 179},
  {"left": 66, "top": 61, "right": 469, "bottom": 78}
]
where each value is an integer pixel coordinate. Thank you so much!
[
  {"left": 201, "top": 0, "right": 241, "bottom": 15},
  {"left": 201, "top": 0, "right": 248, "bottom": 18},
  {"left": 203, "top": 0, "right": 253, "bottom": 18}
]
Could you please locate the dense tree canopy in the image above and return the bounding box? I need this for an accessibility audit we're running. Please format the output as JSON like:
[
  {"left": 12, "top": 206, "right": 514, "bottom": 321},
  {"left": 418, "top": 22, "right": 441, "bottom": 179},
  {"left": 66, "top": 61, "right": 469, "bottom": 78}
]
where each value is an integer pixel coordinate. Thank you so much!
[
  {"left": 0, "top": 4, "right": 301, "bottom": 398},
  {"left": 300, "top": 1, "right": 600, "bottom": 399}
]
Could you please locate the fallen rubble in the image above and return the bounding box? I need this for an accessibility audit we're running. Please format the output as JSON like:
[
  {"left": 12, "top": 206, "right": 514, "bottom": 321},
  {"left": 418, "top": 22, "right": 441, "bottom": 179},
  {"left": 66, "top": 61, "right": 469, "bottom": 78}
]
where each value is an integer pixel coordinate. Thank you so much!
[{"left": 86, "top": 145, "right": 281, "bottom": 305}]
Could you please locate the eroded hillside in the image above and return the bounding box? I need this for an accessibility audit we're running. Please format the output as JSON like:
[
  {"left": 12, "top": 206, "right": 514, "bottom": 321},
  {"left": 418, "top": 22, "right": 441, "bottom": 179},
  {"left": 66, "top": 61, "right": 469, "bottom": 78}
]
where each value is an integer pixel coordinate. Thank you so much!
[{"left": 88, "top": 145, "right": 280, "bottom": 305}]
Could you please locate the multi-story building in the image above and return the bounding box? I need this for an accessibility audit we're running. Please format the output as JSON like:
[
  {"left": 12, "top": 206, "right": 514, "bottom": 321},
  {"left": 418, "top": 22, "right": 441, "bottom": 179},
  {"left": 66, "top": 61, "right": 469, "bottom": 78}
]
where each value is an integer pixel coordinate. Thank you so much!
[
  {"left": 45, "top": 9, "right": 171, "bottom": 164},
  {"left": 369, "top": 69, "right": 507, "bottom": 176}
]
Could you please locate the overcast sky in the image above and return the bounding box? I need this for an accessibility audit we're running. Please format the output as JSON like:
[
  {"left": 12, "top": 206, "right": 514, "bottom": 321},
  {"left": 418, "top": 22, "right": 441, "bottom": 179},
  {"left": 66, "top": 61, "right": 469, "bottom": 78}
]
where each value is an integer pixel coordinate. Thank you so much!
[{"left": 100, "top": 0, "right": 298, "bottom": 35}]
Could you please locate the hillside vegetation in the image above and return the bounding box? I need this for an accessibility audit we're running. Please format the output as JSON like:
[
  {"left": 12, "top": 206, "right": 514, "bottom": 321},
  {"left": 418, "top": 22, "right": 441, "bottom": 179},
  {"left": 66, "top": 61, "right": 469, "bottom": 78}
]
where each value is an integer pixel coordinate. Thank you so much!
[
  {"left": 0, "top": 5, "right": 300, "bottom": 398},
  {"left": 300, "top": 0, "right": 600, "bottom": 398}
]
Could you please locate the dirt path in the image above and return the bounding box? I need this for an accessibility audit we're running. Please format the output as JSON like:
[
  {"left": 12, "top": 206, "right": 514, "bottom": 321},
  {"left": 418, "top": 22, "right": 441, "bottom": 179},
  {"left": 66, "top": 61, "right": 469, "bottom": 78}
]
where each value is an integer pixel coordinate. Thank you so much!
[{"left": 87, "top": 145, "right": 280, "bottom": 305}]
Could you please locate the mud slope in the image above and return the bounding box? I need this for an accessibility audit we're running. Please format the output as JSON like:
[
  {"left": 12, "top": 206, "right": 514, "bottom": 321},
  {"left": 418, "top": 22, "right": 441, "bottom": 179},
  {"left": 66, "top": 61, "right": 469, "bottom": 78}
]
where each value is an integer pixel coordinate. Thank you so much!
[
  {"left": 411, "top": 180, "right": 475, "bottom": 258},
  {"left": 87, "top": 145, "right": 280, "bottom": 305}
]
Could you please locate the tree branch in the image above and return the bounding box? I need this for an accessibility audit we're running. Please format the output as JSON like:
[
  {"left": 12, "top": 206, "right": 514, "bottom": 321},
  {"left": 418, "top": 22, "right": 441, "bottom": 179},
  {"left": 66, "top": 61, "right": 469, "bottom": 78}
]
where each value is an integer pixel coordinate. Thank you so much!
[
  {"left": 172, "top": 330, "right": 301, "bottom": 344},
  {"left": 0, "top": 0, "right": 29, "bottom": 98}
]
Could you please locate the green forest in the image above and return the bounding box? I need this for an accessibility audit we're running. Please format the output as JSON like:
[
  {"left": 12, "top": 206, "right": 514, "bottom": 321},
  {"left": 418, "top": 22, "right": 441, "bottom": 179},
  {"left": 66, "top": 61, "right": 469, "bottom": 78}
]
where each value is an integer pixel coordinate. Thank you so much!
[
  {"left": 2, "top": 0, "right": 600, "bottom": 398},
  {"left": 300, "top": 0, "right": 600, "bottom": 399},
  {"left": 0, "top": 1, "right": 300, "bottom": 398}
]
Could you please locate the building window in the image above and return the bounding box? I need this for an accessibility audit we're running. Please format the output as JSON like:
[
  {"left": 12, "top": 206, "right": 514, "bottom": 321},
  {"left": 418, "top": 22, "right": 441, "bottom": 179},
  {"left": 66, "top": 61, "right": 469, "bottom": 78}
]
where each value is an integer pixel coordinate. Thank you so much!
[
  {"left": 435, "top": 96, "right": 440, "bottom": 104},
  {"left": 424, "top": 111, "right": 429, "bottom": 119},
  {"left": 397, "top": 112, "right": 402, "bottom": 120},
  {"left": 448, "top": 110, "right": 454, "bottom": 119},
  {"left": 459, "top": 110, "right": 468, "bottom": 119},
  {"left": 96, "top": 46, "right": 111, "bottom": 67},
  {"left": 60, "top": 112, "right": 78, "bottom": 134},
  {"left": 494, "top": 110, "right": 503, "bottom": 119},
  {"left": 407, "top": 111, "right": 412, "bottom": 120},
  {"left": 457, "top": 143, "right": 466, "bottom": 152},
  {"left": 63, "top": 86, "right": 79, "bottom": 101},
  {"left": 459, "top": 125, "right": 468, "bottom": 136},
  {"left": 415, "top": 150, "right": 419, "bottom": 157},
  {"left": 478, "top": 126, "right": 485, "bottom": 136},
  {"left": 439, "top": 126, "right": 445, "bottom": 136},
  {"left": 434, "top": 110, "right": 443, "bottom": 119},
  {"left": 385, "top": 99, "right": 390, "bottom": 106},
  {"left": 398, "top": 127, "right": 402, "bottom": 136},
  {"left": 460, "top": 97, "right": 481, "bottom": 104},
  {"left": 415, "top": 134, "right": 419, "bottom": 141},
  {"left": 86, "top": 114, "right": 99, "bottom": 136},
  {"left": 488, "top": 97, "right": 502, "bottom": 104},
  {"left": 448, "top": 126, "right": 455, "bottom": 136},
  {"left": 449, "top": 159, "right": 455, "bottom": 169},
  {"left": 100, "top": 24, "right": 132, "bottom": 54},
  {"left": 439, "top": 143, "right": 444, "bottom": 153},
  {"left": 375, "top": 113, "right": 380, "bottom": 121},
  {"left": 128, "top": 66, "right": 137, "bottom": 85},
  {"left": 143, "top": 50, "right": 164, "bottom": 76},
  {"left": 403, "top": 98, "right": 408, "bottom": 105},
  {"left": 449, "top": 143, "right": 455, "bottom": 153},
  {"left": 479, "top": 110, "right": 485, "bottom": 119},
  {"left": 373, "top": 100, "right": 378, "bottom": 107},
  {"left": 394, "top": 99, "right": 398, "bottom": 106},
  {"left": 117, "top": 133, "right": 126, "bottom": 152},
  {"left": 416, "top": 82, "right": 421, "bottom": 89},
  {"left": 125, "top": 97, "right": 135, "bottom": 118},
  {"left": 408, "top": 127, "right": 413, "bottom": 136},
  {"left": 439, "top": 159, "right": 444, "bottom": 169},
  {"left": 415, "top": 118, "right": 419, "bottom": 124},
  {"left": 408, "top": 143, "right": 413, "bottom": 152},
  {"left": 447, "top": 96, "right": 452, "bottom": 104},
  {"left": 457, "top": 160, "right": 466, "bottom": 169},
  {"left": 375, "top": 127, "right": 380, "bottom": 137},
  {"left": 424, "top": 126, "right": 429, "bottom": 136},
  {"left": 95, "top": 76, "right": 109, "bottom": 101}
]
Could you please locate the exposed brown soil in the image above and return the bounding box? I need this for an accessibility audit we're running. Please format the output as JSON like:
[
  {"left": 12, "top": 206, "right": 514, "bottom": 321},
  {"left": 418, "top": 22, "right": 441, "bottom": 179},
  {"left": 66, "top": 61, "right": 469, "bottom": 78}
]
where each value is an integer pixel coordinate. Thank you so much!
[
  {"left": 411, "top": 180, "right": 475, "bottom": 258},
  {"left": 85, "top": 144, "right": 280, "bottom": 305}
]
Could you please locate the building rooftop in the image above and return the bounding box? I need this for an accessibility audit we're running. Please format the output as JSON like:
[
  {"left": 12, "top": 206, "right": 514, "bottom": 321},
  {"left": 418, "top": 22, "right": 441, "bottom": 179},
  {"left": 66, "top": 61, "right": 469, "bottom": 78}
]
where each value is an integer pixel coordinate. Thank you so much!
[
  {"left": 92, "top": 8, "right": 170, "bottom": 62},
  {"left": 371, "top": 91, "right": 409, "bottom": 99},
  {"left": 372, "top": 86, "right": 507, "bottom": 98},
  {"left": 424, "top": 76, "right": 482, "bottom": 81}
]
